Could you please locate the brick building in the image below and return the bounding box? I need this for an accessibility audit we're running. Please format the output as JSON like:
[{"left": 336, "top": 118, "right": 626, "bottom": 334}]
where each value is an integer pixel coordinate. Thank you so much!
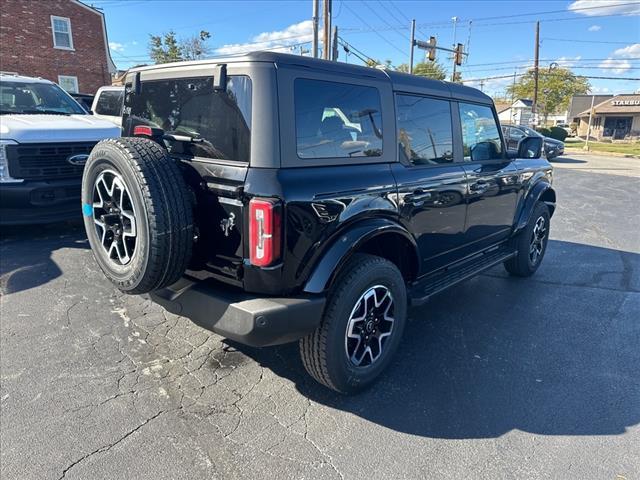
[{"left": 0, "top": 0, "right": 116, "bottom": 94}]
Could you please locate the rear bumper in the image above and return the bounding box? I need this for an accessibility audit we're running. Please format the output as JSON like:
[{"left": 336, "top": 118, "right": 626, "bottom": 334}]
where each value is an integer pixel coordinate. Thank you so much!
[
  {"left": 0, "top": 179, "right": 81, "bottom": 225},
  {"left": 148, "top": 278, "right": 325, "bottom": 347}
]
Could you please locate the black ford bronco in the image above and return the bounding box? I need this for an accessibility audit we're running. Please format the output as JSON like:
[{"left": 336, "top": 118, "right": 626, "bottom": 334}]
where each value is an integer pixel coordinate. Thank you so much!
[{"left": 81, "top": 52, "right": 554, "bottom": 394}]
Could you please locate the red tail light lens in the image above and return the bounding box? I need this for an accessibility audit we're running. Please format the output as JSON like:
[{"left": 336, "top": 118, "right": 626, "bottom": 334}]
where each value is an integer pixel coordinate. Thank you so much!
[
  {"left": 133, "top": 125, "right": 153, "bottom": 136},
  {"left": 249, "top": 198, "right": 281, "bottom": 267}
]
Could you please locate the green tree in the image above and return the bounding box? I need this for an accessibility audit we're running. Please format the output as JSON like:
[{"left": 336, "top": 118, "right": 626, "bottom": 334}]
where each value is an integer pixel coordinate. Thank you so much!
[
  {"left": 396, "top": 61, "right": 447, "bottom": 80},
  {"left": 149, "top": 30, "right": 211, "bottom": 64},
  {"left": 507, "top": 67, "right": 590, "bottom": 121}
]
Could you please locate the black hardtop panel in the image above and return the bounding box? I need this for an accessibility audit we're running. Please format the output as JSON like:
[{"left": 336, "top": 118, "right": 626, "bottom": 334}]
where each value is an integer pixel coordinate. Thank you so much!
[
  {"left": 126, "top": 51, "right": 491, "bottom": 104},
  {"left": 386, "top": 70, "right": 493, "bottom": 104}
]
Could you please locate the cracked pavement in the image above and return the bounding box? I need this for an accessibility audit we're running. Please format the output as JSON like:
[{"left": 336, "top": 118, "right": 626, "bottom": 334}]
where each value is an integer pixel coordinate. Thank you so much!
[{"left": 1, "top": 153, "right": 639, "bottom": 479}]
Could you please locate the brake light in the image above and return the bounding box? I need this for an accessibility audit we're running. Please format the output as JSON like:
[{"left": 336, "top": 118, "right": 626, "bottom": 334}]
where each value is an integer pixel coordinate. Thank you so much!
[
  {"left": 133, "top": 125, "right": 153, "bottom": 136},
  {"left": 249, "top": 198, "right": 281, "bottom": 267}
]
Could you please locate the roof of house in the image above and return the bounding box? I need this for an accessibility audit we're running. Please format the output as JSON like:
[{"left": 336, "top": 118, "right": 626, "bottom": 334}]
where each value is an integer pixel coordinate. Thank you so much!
[
  {"left": 514, "top": 99, "right": 533, "bottom": 107},
  {"left": 568, "top": 94, "right": 614, "bottom": 119},
  {"left": 494, "top": 101, "right": 511, "bottom": 113},
  {"left": 577, "top": 94, "right": 640, "bottom": 116}
]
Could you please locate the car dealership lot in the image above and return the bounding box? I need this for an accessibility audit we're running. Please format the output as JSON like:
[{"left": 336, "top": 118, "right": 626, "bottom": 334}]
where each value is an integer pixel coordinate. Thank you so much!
[{"left": 1, "top": 153, "right": 638, "bottom": 480}]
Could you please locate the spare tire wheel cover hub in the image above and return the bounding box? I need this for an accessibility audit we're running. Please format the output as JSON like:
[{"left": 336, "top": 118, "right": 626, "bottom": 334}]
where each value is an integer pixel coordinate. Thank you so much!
[{"left": 92, "top": 169, "right": 138, "bottom": 266}]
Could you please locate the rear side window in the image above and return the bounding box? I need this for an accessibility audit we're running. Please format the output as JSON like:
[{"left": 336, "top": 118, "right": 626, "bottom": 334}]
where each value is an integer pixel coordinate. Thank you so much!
[
  {"left": 458, "top": 103, "right": 503, "bottom": 161},
  {"left": 295, "top": 78, "right": 383, "bottom": 159},
  {"left": 95, "top": 90, "right": 123, "bottom": 117},
  {"left": 125, "top": 75, "right": 252, "bottom": 162},
  {"left": 396, "top": 94, "right": 453, "bottom": 165}
]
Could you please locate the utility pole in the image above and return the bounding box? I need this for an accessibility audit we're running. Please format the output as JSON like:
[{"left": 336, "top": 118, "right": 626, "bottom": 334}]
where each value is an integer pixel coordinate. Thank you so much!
[
  {"left": 584, "top": 94, "right": 595, "bottom": 151},
  {"left": 331, "top": 25, "right": 338, "bottom": 61},
  {"left": 312, "top": 0, "right": 319, "bottom": 58},
  {"left": 322, "top": 0, "right": 331, "bottom": 60},
  {"left": 532, "top": 21, "right": 540, "bottom": 126},
  {"left": 451, "top": 16, "right": 458, "bottom": 82},
  {"left": 409, "top": 19, "right": 416, "bottom": 74}
]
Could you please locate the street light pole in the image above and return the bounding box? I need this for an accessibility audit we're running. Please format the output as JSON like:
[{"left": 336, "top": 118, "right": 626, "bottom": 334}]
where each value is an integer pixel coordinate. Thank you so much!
[
  {"left": 409, "top": 19, "right": 416, "bottom": 74},
  {"left": 451, "top": 16, "right": 458, "bottom": 81}
]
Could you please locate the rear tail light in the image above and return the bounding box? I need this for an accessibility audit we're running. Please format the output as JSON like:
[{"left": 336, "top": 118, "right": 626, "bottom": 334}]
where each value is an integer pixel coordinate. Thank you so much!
[
  {"left": 249, "top": 198, "right": 281, "bottom": 267},
  {"left": 133, "top": 125, "right": 153, "bottom": 136}
]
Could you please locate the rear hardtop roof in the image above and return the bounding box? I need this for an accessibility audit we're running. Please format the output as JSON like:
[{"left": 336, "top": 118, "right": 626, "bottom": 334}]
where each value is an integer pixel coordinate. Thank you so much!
[{"left": 128, "top": 51, "right": 492, "bottom": 104}]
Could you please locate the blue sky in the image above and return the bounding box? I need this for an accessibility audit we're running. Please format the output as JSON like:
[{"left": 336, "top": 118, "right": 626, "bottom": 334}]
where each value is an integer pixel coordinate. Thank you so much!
[{"left": 93, "top": 0, "right": 640, "bottom": 97}]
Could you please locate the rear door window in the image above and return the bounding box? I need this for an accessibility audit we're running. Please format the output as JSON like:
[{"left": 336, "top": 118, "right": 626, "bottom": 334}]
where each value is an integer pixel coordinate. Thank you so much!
[
  {"left": 125, "top": 75, "right": 252, "bottom": 162},
  {"left": 295, "top": 78, "right": 383, "bottom": 159},
  {"left": 458, "top": 103, "right": 503, "bottom": 161},
  {"left": 95, "top": 90, "right": 123, "bottom": 117},
  {"left": 396, "top": 94, "right": 454, "bottom": 165}
]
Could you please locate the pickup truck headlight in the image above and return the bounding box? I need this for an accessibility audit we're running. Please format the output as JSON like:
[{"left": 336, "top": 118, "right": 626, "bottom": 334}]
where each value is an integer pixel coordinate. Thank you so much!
[{"left": 0, "top": 140, "right": 23, "bottom": 183}]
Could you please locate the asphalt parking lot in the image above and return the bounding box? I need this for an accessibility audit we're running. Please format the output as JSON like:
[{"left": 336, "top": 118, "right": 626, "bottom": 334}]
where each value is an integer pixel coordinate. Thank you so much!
[{"left": 1, "top": 153, "right": 638, "bottom": 480}]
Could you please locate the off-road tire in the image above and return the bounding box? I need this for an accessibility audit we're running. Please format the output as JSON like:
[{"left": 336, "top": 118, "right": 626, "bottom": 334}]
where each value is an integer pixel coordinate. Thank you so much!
[
  {"left": 504, "top": 202, "right": 550, "bottom": 277},
  {"left": 82, "top": 137, "right": 193, "bottom": 294},
  {"left": 299, "top": 254, "right": 407, "bottom": 394}
]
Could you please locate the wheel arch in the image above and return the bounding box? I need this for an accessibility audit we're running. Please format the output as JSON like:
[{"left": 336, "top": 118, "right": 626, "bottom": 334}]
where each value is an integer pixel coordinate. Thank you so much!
[
  {"left": 303, "top": 218, "right": 419, "bottom": 294},
  {"left": 514, "top": 181, "right": 556, "bottom": 235}
]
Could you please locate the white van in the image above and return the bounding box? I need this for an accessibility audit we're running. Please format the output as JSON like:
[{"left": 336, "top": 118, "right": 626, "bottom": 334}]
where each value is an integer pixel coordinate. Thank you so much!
[
  {"left": 91, "top": 86, "right": 124, "bottom": 127},
  {"left": 0, "top": 73, "right": 120, "bottom": 225}
]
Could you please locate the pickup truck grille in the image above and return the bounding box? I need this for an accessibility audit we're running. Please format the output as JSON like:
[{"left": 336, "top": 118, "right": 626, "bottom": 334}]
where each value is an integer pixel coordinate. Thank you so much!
[{"left": 6, "top": 142, "right": 97, "bottom": 180}]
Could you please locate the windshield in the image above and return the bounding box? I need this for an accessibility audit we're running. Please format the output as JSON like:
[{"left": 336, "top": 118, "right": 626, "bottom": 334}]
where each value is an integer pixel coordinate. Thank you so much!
[
  {"left": 519, "top": 125, "right": 542, "bottom": 137},
  {"left": 0, "top": 81, "right": 85, "bottom": 115}
]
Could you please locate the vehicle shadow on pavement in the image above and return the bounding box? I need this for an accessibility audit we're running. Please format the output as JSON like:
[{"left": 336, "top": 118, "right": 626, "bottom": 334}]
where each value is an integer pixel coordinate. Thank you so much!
[
  {"left": 550, "top": 156, "right": 587, "bottom": 164},
  {"left": 231, "top": 240, "right": 640, "bottom": 439},
  {"left": 0, "top": 220, "right": 88, "bottom": 295}
]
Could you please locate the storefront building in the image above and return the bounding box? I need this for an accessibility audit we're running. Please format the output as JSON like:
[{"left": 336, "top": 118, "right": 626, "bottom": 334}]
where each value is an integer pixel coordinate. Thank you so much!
[{"left": 577, "top": 94, "right": 640, "bottom": 141}]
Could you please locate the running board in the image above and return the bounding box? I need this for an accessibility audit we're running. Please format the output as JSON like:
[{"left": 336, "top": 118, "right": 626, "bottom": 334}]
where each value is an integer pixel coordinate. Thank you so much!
[{"left": 410, "top": 247, "right": 516, "bottom": 305}]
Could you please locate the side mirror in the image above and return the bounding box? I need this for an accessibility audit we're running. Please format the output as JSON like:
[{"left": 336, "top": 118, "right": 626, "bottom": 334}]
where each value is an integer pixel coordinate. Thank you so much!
[{"left": 517, "top": 136, "right": 543, "bottom": 159}]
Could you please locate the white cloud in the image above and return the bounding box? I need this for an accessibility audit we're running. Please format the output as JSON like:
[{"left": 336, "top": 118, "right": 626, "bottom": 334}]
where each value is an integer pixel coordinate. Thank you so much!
[
  {"left": 598, "top": 57, "right": 632, "bottom": 73},
  {"left": 587, "top": 24, "right": 601, "bottom": 31},
  {"left": 590, "top": 86, "right": 610, "bottom": 93},
  {"left": 215, "top": 20, "right": 313, "bottom": 55},
  {"left": 613, "top": 43, "right": 640, "bottom": 58},
  {"left": 568, "top": 0, "right": 640, "bottom": 16},
  {"left": 555, "top": 55, "right": 582, "bottom": 67},
  {"left": 109, "top": 42, "right": 124, "bottom": 52}
]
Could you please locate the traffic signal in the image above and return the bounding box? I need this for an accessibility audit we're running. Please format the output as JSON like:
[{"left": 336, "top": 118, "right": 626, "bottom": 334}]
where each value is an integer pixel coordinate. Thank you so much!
[
  {"left": 454, "top": 43, "right": 464, "bottom": 66},
  {"left": 428, "top": 36, "right": 437, "bottom": 61}
]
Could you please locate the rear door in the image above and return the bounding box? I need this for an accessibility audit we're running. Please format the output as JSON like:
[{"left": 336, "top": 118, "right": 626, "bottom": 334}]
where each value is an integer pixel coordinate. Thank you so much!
[
  {"left": 122, "top": 70, "right": 254, "bottom": 284},
  {"left": 391, "top": 94, "right": 468, "bottom": 274},
  {"left": 457, "top": 102, "right": 521, "bottom": 248}
]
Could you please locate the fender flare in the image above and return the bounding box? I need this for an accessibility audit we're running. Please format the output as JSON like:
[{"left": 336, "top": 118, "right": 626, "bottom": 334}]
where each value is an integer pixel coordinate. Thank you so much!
[
  {"left": 303, "top": 218, "right": 418, "bottom": 294},
  {"left": 514, "top": 180, "right": 556, "bottom": 234}
]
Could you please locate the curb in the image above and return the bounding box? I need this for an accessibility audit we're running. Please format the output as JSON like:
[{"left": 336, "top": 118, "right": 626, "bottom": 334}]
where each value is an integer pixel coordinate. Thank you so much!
[{"left": 563, "top": 147, "right": 640, "bottom": 159}]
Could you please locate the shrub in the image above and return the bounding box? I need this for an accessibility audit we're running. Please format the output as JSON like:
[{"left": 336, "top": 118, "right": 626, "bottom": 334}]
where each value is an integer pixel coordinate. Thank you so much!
[
  {"left": 549, "top": 126, "right": 569, "bottom": 142},
  {"left": 537, "top": 127, "right": 552, "bottom": 137}
]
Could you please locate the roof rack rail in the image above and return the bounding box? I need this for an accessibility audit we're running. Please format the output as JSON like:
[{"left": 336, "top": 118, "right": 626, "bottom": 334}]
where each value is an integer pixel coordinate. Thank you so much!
[{"left": 0, "top": 71, "right": 20, "bottom": 76}]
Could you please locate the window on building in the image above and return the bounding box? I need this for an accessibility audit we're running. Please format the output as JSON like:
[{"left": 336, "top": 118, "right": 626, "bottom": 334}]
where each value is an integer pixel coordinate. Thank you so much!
[
  {"left": 295, "top": 78, "right": 383, "bottom": 159},
  {"left": 58, "top": 76, "right": 79, "bottom": 94},
  {"left": 51, "top": 16, "right": 73, "bottom": 49},
  {"left": 396, "top": 94, "right": 453, "bottom": 165},
  {"left": 458, "top": 103, "right": 503, "bottom": 161},
  {"left": 125, "top": 75, "right": 252, "bottom": 162}
]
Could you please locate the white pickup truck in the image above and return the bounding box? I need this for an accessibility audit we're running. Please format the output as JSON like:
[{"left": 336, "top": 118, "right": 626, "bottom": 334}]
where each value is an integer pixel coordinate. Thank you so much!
[{"left": 0, "top": 73, "right": 120, "bottom": 225}]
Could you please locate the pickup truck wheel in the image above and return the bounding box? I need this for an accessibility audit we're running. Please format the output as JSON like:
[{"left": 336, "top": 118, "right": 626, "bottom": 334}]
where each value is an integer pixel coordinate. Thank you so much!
[
  {"left": 299, "top": 254, "right": 407, "bottom": 394},
  {"left": 504, "top": 202, "right": 550, "bottom": 277},
  {"left": 82, "top": 138, "right": 193, "bottom": 294}
]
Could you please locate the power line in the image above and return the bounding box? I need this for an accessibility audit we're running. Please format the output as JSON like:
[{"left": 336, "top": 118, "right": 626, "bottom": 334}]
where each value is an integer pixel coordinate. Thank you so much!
[
  {"left": 542, "top": 37, "right": 638, "bottom": 45},
  {"left": 361, "top": 0, "right": 410, "bottom": 41},
  {"left": 461, "top": 73, "right": 640, "bottom": 83},
  {"left": 342, "top": 1, "right": 408, "bottom": 57}
]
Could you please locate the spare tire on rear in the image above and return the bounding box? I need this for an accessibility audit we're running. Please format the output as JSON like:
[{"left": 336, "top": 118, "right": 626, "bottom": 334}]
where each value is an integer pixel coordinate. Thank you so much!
[{"left": 81, "top": 137, "right": 194, "bottom": 294}]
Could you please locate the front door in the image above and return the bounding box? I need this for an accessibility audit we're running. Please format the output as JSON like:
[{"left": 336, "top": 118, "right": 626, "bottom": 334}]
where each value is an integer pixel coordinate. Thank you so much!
[
  {"left": 392, "top": 94, "right": 468, "bottom": 274},
  {"left": 457, "top": 102, "right": 521, "bottom": 249}
]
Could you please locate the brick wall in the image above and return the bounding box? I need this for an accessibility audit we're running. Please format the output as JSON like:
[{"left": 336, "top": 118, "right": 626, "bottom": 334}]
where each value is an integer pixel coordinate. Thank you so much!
[{"left": 0, "top": 0, "right": 113, "bottom": 94}]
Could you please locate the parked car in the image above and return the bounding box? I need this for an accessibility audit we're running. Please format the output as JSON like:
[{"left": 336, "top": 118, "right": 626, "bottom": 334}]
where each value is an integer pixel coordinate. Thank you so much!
[
  {"left": 0, "top": 73, "right": 120, "bottom": 225},
  {"left": 502, "top": 125, "right": 565, "bottom": 160},
  {"left": 81, "top": 53, "right": 555, "bottom": 394},
  {"left": 69, "top": 92, "right": 94, "bottom": 113},
  {"left": 91, "top": 86, "right": 124, "bottom": 127}
]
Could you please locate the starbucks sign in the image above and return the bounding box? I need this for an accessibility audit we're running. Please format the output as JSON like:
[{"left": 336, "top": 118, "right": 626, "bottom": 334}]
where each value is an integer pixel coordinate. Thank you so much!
[{"left": 611, "top": 100, "right": 640, "bottom": 106}]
